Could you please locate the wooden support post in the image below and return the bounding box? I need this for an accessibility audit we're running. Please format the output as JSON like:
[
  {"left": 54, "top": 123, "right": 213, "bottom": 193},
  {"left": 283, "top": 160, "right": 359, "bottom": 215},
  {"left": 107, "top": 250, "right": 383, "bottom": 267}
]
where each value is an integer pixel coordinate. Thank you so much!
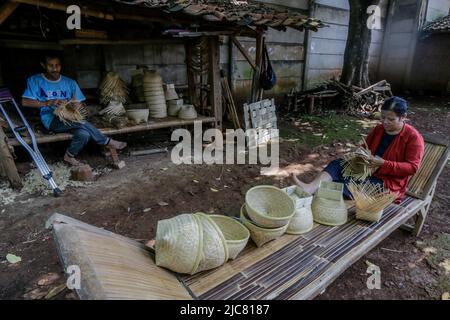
[
  {"left": 0, "top": 127, "right": 22, "bottom": 189},
  {"left": 208, "top": 37, "right": 222, "bottom": 130},
  {"left": 251, "top": 31, "right": 264, "bottom": 103},
  {"left": 230, "top": 36, "right": 256, "bottom": 71},
  {"left": 185, "top": 41, "right": 198, "bottom": 108},
  {"left": 0, "top": 1, "right": 19, "bottom": 25},
  {"left": 413, "top": 182, "right": 436, "bottom": 236}
]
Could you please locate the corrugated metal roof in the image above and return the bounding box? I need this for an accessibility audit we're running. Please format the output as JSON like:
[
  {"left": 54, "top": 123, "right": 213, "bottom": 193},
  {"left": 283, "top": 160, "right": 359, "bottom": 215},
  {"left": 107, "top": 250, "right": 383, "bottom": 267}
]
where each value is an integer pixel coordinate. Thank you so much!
[
  {"left": 114, "top": 0, "right": 326, "bottom": 32},
  {"left": 423, "top": 14, "right": 450, "bottom": 35}
]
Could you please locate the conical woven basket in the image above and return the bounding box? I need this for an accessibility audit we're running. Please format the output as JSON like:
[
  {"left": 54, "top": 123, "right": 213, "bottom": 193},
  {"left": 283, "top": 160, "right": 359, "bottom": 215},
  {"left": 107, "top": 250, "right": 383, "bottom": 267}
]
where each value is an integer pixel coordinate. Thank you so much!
[
  {"left": 194, "top": 213, "right": 228, "bottom": 273},
  {"left": 245, "top": 185, "right": 295, "bottom": 228},
  {"left": 155, "top": 214, "right": 203, "bottom": 275},
  {"left": 240, "top": 204, "right": 288, "bottom": 247},
  {"left": 210, "top": 214, "right": 250, "bottom": 260},
  {"left": 282, "top": 186, "right": 314, "bottom": 235},
  {"left": 286, "top": 206, "right": 314, "bottom": 234}
]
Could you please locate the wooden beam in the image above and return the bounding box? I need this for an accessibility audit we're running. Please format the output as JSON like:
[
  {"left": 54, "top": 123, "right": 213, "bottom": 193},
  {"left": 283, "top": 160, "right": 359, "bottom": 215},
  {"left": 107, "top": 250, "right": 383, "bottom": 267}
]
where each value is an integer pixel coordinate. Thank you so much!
[
  {"left": 11, "top": 0, "right": 114, "bottom": 20},
  {"left": 230, "top": 36, "right": 256, "bottom": 71},
  {"left": 0, "top": 1, "right": 19, "bottom": 25},
  {"left": 208, "top": 37, "right": 222, "bottom": 130},
  {"left": 0, "top": 127, "right": 22, "bottom": 189}
]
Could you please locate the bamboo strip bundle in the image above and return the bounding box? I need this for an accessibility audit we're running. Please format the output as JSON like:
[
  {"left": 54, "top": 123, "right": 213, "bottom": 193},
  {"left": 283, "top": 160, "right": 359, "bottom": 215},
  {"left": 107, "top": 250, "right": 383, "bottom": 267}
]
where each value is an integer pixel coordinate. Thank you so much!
[
  {"left": 53, "top": 101, "right": 87, "bottom": 125},
  {"left": 99, "top": 72, "right": 129, "bottom": 105},
  {"left": 341, "top": 147, "right": 375, "bottom": 180},
  {"left": 348, "top": 180, "right": 398, "bottom": 222}
]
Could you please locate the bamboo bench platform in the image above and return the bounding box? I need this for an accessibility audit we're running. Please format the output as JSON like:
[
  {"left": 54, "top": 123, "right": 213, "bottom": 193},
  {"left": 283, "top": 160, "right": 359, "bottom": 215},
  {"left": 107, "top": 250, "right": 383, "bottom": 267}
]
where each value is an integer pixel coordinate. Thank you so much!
[
  {"left": 7, "top": 116, "right": 217, "bottom": 147},
  {"left": 45, "top": 136, "right": 449, "bottom": 300}
]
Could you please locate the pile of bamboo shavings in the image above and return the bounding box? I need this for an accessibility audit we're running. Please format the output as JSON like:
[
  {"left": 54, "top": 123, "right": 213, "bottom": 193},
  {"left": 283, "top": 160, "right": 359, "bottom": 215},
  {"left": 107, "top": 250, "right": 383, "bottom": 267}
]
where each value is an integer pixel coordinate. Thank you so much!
[
  {"left": 348, "top": 180, "right": 398, "bottom": 214},
  {"left": 99, "top": 72, "right": 129, "bottom": 105},
  {"left": 341, "top": 147, "right": 375, "bottom": 180},
  {"left": 53, "top": 101, "right": 88, "bottom": 125}
]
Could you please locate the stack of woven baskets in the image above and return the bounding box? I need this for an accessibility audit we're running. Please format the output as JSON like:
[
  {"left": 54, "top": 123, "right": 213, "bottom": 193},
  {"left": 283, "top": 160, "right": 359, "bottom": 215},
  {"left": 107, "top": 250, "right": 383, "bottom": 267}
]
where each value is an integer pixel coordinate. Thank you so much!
[
  {"left": 282, "top": 186, "right": 314, "bottom": 234},
  {"left": 142, "top": 70, "right": 167, "bottom": 118},
  {"left": 155, "top": 212, "right": 249, "bottom": 275},
  {"left": 240, "top": 185, "right": 295, "bottom": 247},
  {"left": 311, "top": 181, "right": 348, "bottom": 226}
]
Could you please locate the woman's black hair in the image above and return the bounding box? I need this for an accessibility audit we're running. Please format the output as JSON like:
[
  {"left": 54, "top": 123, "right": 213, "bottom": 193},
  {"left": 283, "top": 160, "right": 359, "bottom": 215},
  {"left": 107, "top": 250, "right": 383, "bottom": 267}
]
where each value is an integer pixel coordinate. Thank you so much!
[{"left": 381, "top": 96, "right": 408, "bottom": 117}]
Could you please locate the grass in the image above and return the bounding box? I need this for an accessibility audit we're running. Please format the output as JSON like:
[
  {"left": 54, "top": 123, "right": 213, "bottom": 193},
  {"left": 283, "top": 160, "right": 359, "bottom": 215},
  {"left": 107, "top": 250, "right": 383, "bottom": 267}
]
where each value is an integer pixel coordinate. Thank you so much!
[{"left": 280, "top": 114, "right": 373, "bottom": 148}]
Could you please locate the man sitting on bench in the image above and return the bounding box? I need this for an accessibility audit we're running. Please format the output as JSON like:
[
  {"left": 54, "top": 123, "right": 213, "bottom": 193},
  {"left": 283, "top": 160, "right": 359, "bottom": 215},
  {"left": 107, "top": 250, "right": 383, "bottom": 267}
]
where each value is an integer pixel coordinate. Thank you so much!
[
  {"left": 292, "top": 97, "right": 425, "bottom": 203},
  {"left": 21, "top": 53, "right": 127, "bottom": 166}
]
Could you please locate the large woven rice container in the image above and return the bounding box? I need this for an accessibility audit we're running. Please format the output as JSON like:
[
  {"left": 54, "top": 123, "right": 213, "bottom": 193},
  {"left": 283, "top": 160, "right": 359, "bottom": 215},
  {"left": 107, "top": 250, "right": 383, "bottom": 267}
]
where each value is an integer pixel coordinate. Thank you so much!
[
  {"left": 142, "top": 70, "right": 167, "bottom": 118},
  {"left": 193, "top": 213, "right": 228, "bottom": 273},
  {"left": 245, "top": 185, "right": 295, "bottom": 228},
  {"left": 240, "top": 204, "right": 288, "bottom": 247},
  {"left": 155, "top": 214, "right": 203, "bottom": 275},
  {"left": 283, "top": 186, "right": 314, "bottom": 235},
  {"left": 312, "top": 181, "right": 348, "bottom": 226},
  {"left": 210, "top": 214, "right": 250, "bottom": 260}
]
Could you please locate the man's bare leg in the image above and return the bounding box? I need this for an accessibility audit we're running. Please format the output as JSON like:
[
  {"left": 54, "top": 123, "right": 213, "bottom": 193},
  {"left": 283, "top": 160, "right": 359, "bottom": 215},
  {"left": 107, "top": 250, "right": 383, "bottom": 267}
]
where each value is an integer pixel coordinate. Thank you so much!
[{"left": 291, "top": 171, "right": 332, "bottom": 195}]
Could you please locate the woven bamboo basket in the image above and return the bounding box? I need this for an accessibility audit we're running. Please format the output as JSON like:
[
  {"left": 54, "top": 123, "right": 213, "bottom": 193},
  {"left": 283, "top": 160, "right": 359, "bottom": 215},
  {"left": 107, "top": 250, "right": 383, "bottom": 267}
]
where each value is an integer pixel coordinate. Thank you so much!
[
  {"left": 240, "top": 204, "right": 288, "bottom": 247},
  {"left": 283, "top": 185, "right": 313, "bottom": 209},
  {"left": 142, "top": 70, "right": 167, "bottom": 118},
  {"left": 126, "top": 109, "right": 149, "bottom": 124},
  {"left": 312, "top": 181, "right": 348, "bottom": 226},
  {"left": 164, "top": 84, "right": 179, "bottom": 101},
  {"left": 348, "top": 180, "right": 397, "bottom": 222},
  {"left": 341, "top": 147, "right": 376, "bottom": 181},
  {"left": 355, "top": 208, "right": 384, "bottom": 222},
  {"left": 286, "top": 206, "right": 314, "bottom": 235},
  {"left": 282, "top": 186, "right": 314, "bottom": 234},
  {"left": 193, "top": 213, "right": 228, "bottom": 273},
  {"left": 245, "top": 185, "right": 295, "bottom": 228},
  {"left": 210, "top": 215, "right": 250, "bottom": 260},
  {"left": 168, "top": 99, "right": 184, "bottom": 116},
  {"left": 178, "top": 105, "right": 197, "bottom": 120},
  {"left": 155, "top": 214, "right": 203, "bottom": 275}
]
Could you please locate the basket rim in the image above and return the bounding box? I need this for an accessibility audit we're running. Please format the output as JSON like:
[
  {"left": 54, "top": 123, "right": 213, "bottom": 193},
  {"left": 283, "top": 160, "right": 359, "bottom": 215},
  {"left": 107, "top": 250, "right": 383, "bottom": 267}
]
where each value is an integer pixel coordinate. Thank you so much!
[
  {"left": 245, "top": 185, "right": 295, "bottom": 221},
  {"left": 240, "top": 204, "right": 288, "bottom": 232},
  {"left": 209, "top": 214, "right": 250, "bottom": 243}
]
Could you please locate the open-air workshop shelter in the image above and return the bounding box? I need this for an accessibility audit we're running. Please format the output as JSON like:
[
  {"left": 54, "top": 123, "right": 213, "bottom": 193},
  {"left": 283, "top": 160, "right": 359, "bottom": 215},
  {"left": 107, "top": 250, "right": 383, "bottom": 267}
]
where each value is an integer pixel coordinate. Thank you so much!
[{"left": 0, "top": 0, "right": 324, "bottom": 188}]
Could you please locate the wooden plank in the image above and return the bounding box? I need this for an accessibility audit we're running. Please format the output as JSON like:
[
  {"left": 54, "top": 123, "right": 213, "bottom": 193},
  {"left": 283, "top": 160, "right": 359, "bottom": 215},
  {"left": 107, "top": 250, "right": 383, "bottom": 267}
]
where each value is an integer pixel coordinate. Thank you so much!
[
  {"left": 8, "top": 116, "right": 216, "bottom": 147},
  {"left": 11, "top": 0, "right": 114, "bottom": 20},
  {"left": 49, "top": 214, "right": 192, "bottom": 300},
  {"left": 0, "top": 1, "right": 19, "bottom": 25},
  {"left": 0, "top": 126, "right": 22, "bottom": 189}
]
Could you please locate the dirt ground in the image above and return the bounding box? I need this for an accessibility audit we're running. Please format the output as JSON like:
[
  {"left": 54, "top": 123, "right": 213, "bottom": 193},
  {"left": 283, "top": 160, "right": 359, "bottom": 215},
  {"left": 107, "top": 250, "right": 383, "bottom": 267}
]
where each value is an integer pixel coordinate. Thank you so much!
[{"left": 0, "top": 96, "right": 449, "bottom": 300}]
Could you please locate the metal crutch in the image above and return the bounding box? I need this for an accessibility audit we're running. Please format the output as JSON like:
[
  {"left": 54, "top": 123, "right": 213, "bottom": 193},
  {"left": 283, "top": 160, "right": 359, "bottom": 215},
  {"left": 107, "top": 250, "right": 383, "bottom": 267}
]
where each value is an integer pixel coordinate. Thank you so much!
[{"left": 0, "top": 88, "right": 63, "bottom": 197}]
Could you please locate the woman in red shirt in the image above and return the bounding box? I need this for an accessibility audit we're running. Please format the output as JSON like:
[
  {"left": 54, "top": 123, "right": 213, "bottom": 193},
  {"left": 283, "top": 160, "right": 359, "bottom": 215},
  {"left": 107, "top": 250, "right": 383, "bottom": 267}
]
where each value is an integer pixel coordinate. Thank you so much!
[{"left": 292, "top": 97, "right": 425, "bottom": 202}]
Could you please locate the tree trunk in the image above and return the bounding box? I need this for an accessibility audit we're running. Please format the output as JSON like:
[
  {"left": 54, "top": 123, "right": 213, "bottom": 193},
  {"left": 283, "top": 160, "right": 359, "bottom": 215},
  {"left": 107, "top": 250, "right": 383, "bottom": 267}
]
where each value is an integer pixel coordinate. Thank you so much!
[{"left": 340, "top": 0, "right": 380, "bottom": 88}]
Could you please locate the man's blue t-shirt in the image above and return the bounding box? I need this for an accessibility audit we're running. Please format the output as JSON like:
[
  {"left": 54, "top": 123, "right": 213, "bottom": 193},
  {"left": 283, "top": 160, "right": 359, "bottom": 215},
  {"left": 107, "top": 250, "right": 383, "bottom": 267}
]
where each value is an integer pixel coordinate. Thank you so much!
[{"left": 22, "top": 74, "right": 86, "bottom": 129}]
